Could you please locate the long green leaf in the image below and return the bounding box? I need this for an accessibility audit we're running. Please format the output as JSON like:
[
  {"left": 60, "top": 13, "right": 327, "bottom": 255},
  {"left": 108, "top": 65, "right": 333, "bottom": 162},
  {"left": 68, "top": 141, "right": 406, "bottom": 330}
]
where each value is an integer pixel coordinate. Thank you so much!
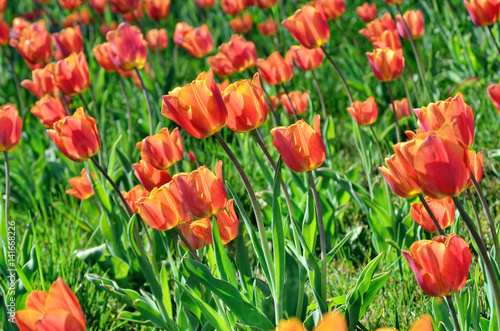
[
  {"left": 212, "top": 217, "right": 238, "bottom": 287},
  {"left": 272, "top": 158, "right": 285, "bottom": 323}
]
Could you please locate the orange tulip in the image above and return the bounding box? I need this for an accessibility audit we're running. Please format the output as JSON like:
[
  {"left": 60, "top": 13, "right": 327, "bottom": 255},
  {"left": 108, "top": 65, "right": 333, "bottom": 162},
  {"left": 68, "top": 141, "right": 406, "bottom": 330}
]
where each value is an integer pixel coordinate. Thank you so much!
[
  {"left": 136, "top": 127, "right": 183, "bottom": 170},
  {"left": 194, "top": 0, "right": 215, "bottom": 8},
  {"left": 122, "top": 5, "right": 144, "bottom": 23},
  {"left": 10, "top": 18, "right": 30, "bottom": 42},
  {"left": 208, "top": 52, "right": 236, "bottom": 77},
  {"left": 413, "top": 92, "right": 474, "bottom": 148},
  {"left": 15, "top": 278, "right": 86, "bottom": 331},
  {"left": 144, "top": 0, "right": 171, "bottom": 21},
  {"left": 66, "top": 169, "right": 95, "bottom": 200},
  {"left": 30, "top": 95, "right": 67, "bottom": 128},
  {"left": 47, "top": 108, "right": 100, "bottom": 162},
  {"left": 271, "top": 115, "right": 325, "bottom": 172},
  {"left": 411, "top": 197, "right": 455, "bottom": 233},
  {"left": 379, "top": 143, "right": 422, "bottom": 199},
  {"left": 106, "top": 23, "right": 148, "bottom": 70},
  {"left": 21, "top": 66, "right": 56, "bottom": 98},
  {"left": 372, "top": 29, "right": 402, "bottom": 50},
  {"left": 146, "top": 29, "right": 168, "bottom": 51},
  {"left": 109, "top": 0, "right": 139, "bottom": 13},
  {"left": 173, "top": 160, "right": 227, "bottom": 218},
  {"left": 11, "top": 20, "right": 52, "bottom": 69},
  {"left": 390, "top": 98, "right": 411, "bottom": 119},
  {"left": 53, "top": 26, "right": 84, "bottom": 60},
  {"left": 0, "top": 104, "right": 23, "bottom": 152},
  {"left": 468, "top": 150, "right": 483, "bottom": 188},
  {"left": 0, "top": 19, "right": 9, "bottom": 46},
  {"left": 162, "top": 70, "right": 227, "bottom": 139},
  {"left": 93, "top": 43, "right": 119, "bottom": 72},
  {"left": 221, "top": 0, "right": 246, "bottom": 15},
  {"left": 99, "top": 22, "right": 117, "bottom": 37},
  {"left": 137, "top": 182, "right": 186, "bottom": 231},
  {"left": 190, "top": 199, "right": 239, "bottom": 245},
  {"left": 357, "top": 2, "right": 377, "bottom": 23},
  {"left": 217, "top": 79, "right": 230, "bottom": 92},
  {"left": 286, "top": 45, "right": 323, "bottom": 71},
  {"left": 396, "top": 10, "right": 425, "bottom": 40},
  {"left": 257, "top": 51, "right": 294, "bottom": 86},
  {"left": 222, "top": 73, "right": 268, "bottom": 133},
  {"left": 219, "top": 35, "right": 257, "bottom": 72},
  {"left": 62, "top": 9, "right": 91, "bottom": 28},
  {"left": 282, "top": 1, "right": 330, "bottom": 49},
  {"left": 402, "top": 234, "right": 472, "bottom": 297},
  {"left": 464, "top": 0, "right": 500, "bottom": 27},
  {"left": 257, "top": 18, "right": 278, "bottom": 36},
  {"left": 89, "top": 0, "right": 107, "bottom": 14},
  {"left": 277, "top": 317, "right": 306, "bottom": 331},
  {"left": 320, "top": 0, "right": 346, "bottom": 20},
  {"left": 178, "top": 221, "right": 207, "bottom": 249},
  {"left": 279, "top": 91, "right": 310, "bottom": 116},
  {"left": 59, "top": 0, "right": 84, "bottom": 10},
  {"left": 133, "top": 159, "right": 172, "bottom": 191},
  {"left": 179, "top": 24, "right": 214, "bottom": 58},
  {"left": 173, "top": 22, "right": 193, "bottom": 45},
  {"left": 229, "top": 13, "right": 253, "bottom": 34},
  {"left": 122, "top": 185, "right": 149, "bottom": 213},
  {"left": 315, "top": 313, "right": 348, "bottom": 331},
  {"left": 366, "top": 48, "right": 405, "bottom": 82},
  {"left": 50, "top": 52, "right": 89, "bottom": 97},
  {"left": 269, "top": 95, "right": 279, "bottom": 111},
  {"left": 347, "top": 96, "right": 378, "bottom": 126},
  {"left": 487, "top": 82, "right": 500, "bottom": 114},
  {"left": 0, "top": 0, "right": 5, "bottom": 12},
  {"left": 359, "top": 13, "right": 397, "bottom": 45}
]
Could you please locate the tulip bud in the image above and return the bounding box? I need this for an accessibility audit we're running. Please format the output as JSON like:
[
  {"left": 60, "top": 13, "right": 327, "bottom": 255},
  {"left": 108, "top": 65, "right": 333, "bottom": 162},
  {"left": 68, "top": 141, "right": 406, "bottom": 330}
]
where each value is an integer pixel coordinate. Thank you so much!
[
  {"left": 366, "top": 48, "right": 405, "bottom": 82},
  {"left": 464, "top": 0, "right": 500, "bottom": 27},
  {"left": 190, "top": 199, "right": 239, "bottom": 245},
  {"left": 219, "top": 35, "right": 257, "bottom": 72},
  {"left": 271, "top": 115, "right": 325, "bottom": 172},
  {"left": 30, "top": 95, "right": 68, "bottom": 128},
  {"left": 187, "top": 151, "right": 197, "bottom": 163},
  {"left": 136, "top": 128, "right": 184, "bottom": 170},
  {"left": 162, "top": 70, "right": 227, "bottom": 139},
  {"left": 208, "top": 52, "right": 236, "bottom": 78},
  {"left": 279, "top": 91, "right": 310, "bottom": 117},
  {"left": 179, "top": 24, "right": 214, "bottom": 58},
  {"left": 93, "top": 43, "right": 119, "bottom": 72},
  {"left": 402, "top": 234, "right": 472, "bottom": 297},
  {"left": 106, "top": 23, "right": 148, "bottom": 70},
  {"left": 21, "top": 65, "right": 56, "bottom": 98},
  {"left": 146, "top": 29, "right": 168, "bottom": 51},
  {"left": 66, "top": 169, "right": 95, "bottom": 200},
  {"left": 320, "top": 0, "right": 346, "bottom": 20},
  {"left": 53, "top": 26, "right": 84, "bottom": 60},
  {"left": 396, "top": 10, "right": 425, "bottom": 40},
  {"left": 173, "top": 160, "right": 228, "bottom": 218},
  {"left": 109, "top": 0, "right": 139, "bottom": 13},
  {"left": 11, "top": 20, "right": 52, "bottom": 69},
  {"left": 133, "top": 159, "right": 172, "bottom": 191},
  {"left": 222, "top": 73, "right": 268, "bottom": 133},
  {"left": 257, "top": 51, "right": 294, "bottom": 86},
  {"left": 0, "top": 104, "right": 23, "bottom": 152},
  {"left": 282, "top": 1, "right": 330, "bottom": 49},
  {"left": 195, "top": 0, "right": 215, "bottom": 8},
  {"left": 347, "top": 96, "right": 378, "bottom": 126},
  {"left": 50, "top": 52, "right": 89, "bottom": 97},
  {"left": 487, "top": 82, "right": 500, "bottom": 114},
  {"left": 221, "top": 0, "right": 246, "bottom": 15},
  {"left": 144, "top": 0, "right": 171, "bottom": 21},
  {"left": 390, "top": 98, "right": 411, "bottom": 120},
  {"left": 410, "top": 197, "right": 455, "bottom": 233},
  {"left": 356, "top": 2, "right": 377, "bottom": 23},
  {"left": 286, "top": 45, "right": 323, "bottom": 72},
  {"left": 257, "top": 18, "right": 278, "bottom": 36},
  {"left": 121, "top": 185, "right": 149, "bottom": 213},
  {"left": 47, "top": 108, "right": 101, "bottom": 162}
]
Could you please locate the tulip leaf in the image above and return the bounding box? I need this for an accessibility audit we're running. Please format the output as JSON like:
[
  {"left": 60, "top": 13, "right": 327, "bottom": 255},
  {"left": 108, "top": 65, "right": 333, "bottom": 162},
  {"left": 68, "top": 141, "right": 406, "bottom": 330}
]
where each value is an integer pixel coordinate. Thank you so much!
[
  {"left": 235, "top": 223, "right": 254, "bottom": 302},
  {"left": 302, "top": 189, "right": 317, "bottom": 253},
  {"left": 182, "top": 258, "right": 274, "bottom": 330},
  {"left": 212, "top": 217, "right": 238, "bottom": 287},
  {"left": 272, "top": 157, "right": 285, "bottom": 322}
]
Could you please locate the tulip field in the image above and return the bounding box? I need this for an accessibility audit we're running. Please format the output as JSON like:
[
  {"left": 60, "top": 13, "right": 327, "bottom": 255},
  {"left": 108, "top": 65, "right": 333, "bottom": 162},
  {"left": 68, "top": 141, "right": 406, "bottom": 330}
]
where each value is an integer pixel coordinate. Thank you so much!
[{"left": 3, "top": 0, "right": 500, "bottom": 330}]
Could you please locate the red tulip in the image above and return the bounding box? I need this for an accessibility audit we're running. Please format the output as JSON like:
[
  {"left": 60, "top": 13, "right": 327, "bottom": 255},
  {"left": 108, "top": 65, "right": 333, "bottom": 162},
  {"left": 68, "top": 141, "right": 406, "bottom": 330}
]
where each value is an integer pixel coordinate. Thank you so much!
[
  {"left": 109, "top": 0, "right": 139, "bottom": 13},
  {"left": 11, "top": 20, "right": 52, "bottom": 69},
  {"left": 320, "top": 0, "right": 346, "bottom": 20},
  {"left": 133, "top": 159, "right": 172, "bottom": 191},
  {"left": 89, "top": 0, "right": 107, "bottom": 14},
  {"left": 396, "top": 10, "right": 425, "bottom": 40},
  {"left": 257, "top": 18, "right": 278, "bottom": 36},
  {"left": 487, "top": 82, "right": 500, "bottom": 114},
  {"left": 62, "top": 9, "right": 91, "bottom": 28},
  {"left": 271, "top": 114, "right": 325, "bottom": 172},
  {"left": 208, "top": 52, "right": 236, "bottom": 78},
  {"left": 30, "top": 95, "right": 67, "bottom": 128},
  {"left": 106, "top": 22, "right": 148, "bottom": 70},
  {"left": 93, "top": 43, "right": 120, "bottom": 73},
  {"left": 21, "top": 65, "right": 56, "bottom": 98},
  {"left": 356, "top": 2, "right": 377, "bottom": 23},
  {"left": 122, "top": 185, "right": 149, "bottom": 213},
  {"left": 179, "top": 24, "right": 214, "bottom": 58},
  {"left": 359, "top": 13, "right": 396, "bottom": 43},
  {"left": 257, "top": 52, "right": 294, "bottom": 86},
  {"left": 162, "top": 70, "right": 227, "bottom": 139},
  {"left": 99, "top": 22, "right": 117, "bottom": 37},
  {"left": 66, "top": 169, "right": 95, "bottom": 200},
  {"left": 59, "top": 0, "right": 84, "bottom": 10},
  {"left": 146, "top": 29, "right": 168, "bottom": 51},
  {"left": 136, "top": 127, "right": 184, "bottom": 170},
  {"left": 256, "top": 0, "right": 277, "bottom": 8},
  {"left": 173, "top": 22, "right": 193, "bottom": 46},
  {"left": 403, "top": 234, "right": 472, "bottom": 297},
  {"left": 468, "top": 149, "right": 483, "bottom": 188},
  {"left": 279, "top": 91, "right": 310, "bottom": 116},
  {"left": 347, "top": 96, "right": 378, "bottom": 126},
  {"left": 286, "top": 45, "right": 323, "bottom": 71},
  {"left": 229, "top": 13, "right": 253, "bottom": 34},
  {"left": 221, "top": 0, "right": 246, "bottom": 15},
  {"left": 219, "top": 35, "right": 257, "bottom": 72},
  {"left": 53, "top": 26, "right": 84, "bottom": 60},
  {"left": 464, "top": 0, "right": 500, "bottom": 27},
  {"left": 366, "top": 48, "right": 405, "bottom": 82},
  {"left": 0, "top": 104, "right": 23, "bottom": 152},
  {"left": 0, "top": 19, "right": 9, "bottom": 46},
  {"left": 50, "top": 52, "right": 89, "bottom": 97},
  {"left": 411, "top": 197, "right": 455, "bottom": 233},
  {"left": 144, "top": 0, "right": 171, "bottom": 21},
  {"left": 390, "top": 98, "right": 411, "bottom": 119},
  {"left": 190, "top": 199, "right": 239, "bottom": 245},
  {"left": 47, "top": 108, "right": 101, "bottom": 162},
  {"left": 173, "top": 160, "right": 228, "bottom": 218},
  {"left": 188, "top": 151, "right": 197, "bottom": 163}
]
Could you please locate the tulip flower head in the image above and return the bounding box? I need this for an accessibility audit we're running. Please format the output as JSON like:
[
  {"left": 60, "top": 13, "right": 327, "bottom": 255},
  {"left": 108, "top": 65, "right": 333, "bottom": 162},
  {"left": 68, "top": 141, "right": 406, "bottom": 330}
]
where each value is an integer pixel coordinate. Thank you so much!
[
  {"left": 0, "top": 104, "right": 23, "bottom": 152},
  {"left": 257, "top": 51, "right": 294, "bottom": 86},
  {"left": 0, "top": 19, "right": 9, "bottom": 46},
  {"left": 282, "top": 1, "right": 330, "bottom": 49},
  {"left": 106, "top": 23, "right": 148, "bottom": 70},
  {"left": 222, "top": 73, "right": 268, "bottom": 133},
  {"left": 468, "top": 149, "right": 483, "bottom": 188},
  {"left": 52, "top": 26, "right": 84, "bottom": 60},
  {"left": 320, "top": 0, "right": 346, "bottom": 20},
  {"left": 217, "top": 79, "right": 230, "bottom": 92},
  {"left": 403, "top": 234, "right": 472, "bottom": 297},
  {"left": 257, "top": 0, "right": 277, "bottom": 9},
  {"left": 178, "top": 24, "right": 214, "bottom": 58},
  {"left": 257, "top": 18, "right": 278, "bottom": 36},
  {"left": 366, "top": 48, "right": 405, "bottom": 82},
  {"left": 59, "top": 0, "right": 84, "bottom": 10},
  {"left": 279, "top": 91, "right": 310, "bottom": 116},
  {"left": 357, "top": 2, "right": 377, "bottom": 23},
  {"left": 89, "top": 0, "right": 107, "bottom": 14},
  {"left": 464, "top": 0, "right": 500, "bottom": 27},
  {"left": 391, "top": 98, "right": 411, "bottom": 120},
  {"left": 133, "top": 159, "right": 172, "bottom": 191},
  {"left": 66, "top": 169, "right": 95, "bottom": 200},
  {"left": 15, "top": 278, "right": 86, "bottom": 331},
  {"left": 173, "top": 22, "right": 193, "bottom": 45},
  {"left": 208, "top": 52, "right": 236, "bottom": 78},
  {"left": 146, "top": 29, "right": 168, "bottom": 51},
  {"left": 136, "top": 127, "right": 184, "bottom": 170},
  {"left": 487, "top": 82, "right": 500, "bottom": 114},
  {"left": 347, "top": 96, "right": 379, "bottom": 126},
  {"left": 221, "top": 0, "right": 246, "bottom": 15},
  {"left": 122, "top": 185, "right": 149, "bottom": 213},
  {"left": 11, "top": 20, "right": 52, "bottom": 69},
  {"left": 190, "top": 199, "right": 239, "bottom": 245},
  {"left": 47, "top": 108, "right": 101, "bottom": 162},
  {"left": 100, "top": 22, "right": 118, "bottom": 37},
  {"left": 62, "top": 9, "right": 91, "bottom": 28},
  {"left": 411, "top": 197, "right": 455, "bottom": 233},
  {"left": 219, "top": 35, "right": 257, "bottom": 72},
  {"left": 396, "top": 10, "right": 425, "bottom": 40},
  {"left": 276, "top": 317, "right": 306, "bottom": 330},
  {"left": 229, "top": 13, "right": 253, "bottom": 34},
  {"left": 31, "top": 95, "right": 68, "bottom": 128},
  {"left": 50, "top": 52, "right": 89, "bottom": 97},
  {"left": 21, "top": 65, "right": 56, "bottom": 98},
  {"left": 93, "top": 43, "right": 120, "bottom": 72},
  {"left": 359, "top": 13, "right": 399, "bottom": 49},
  {"left": 162, "top": 70, "right": 227, "bottom": 139},
  {"left": 286, "top": 45, "right": 324, "bottom": 72},
  {"left": 144, "top": 0, "right": 171, "bottom": 21},
  {"left": 271, "top": 115, "right": 325, "bottom": 172},
  {"left": 109, "top": 0, "right": 139, "bottom": 13}
]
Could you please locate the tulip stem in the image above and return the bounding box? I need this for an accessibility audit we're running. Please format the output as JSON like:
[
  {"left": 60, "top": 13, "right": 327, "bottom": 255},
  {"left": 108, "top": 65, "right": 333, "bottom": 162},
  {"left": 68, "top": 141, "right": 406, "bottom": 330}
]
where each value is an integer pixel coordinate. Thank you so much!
[
  {"left": 321, "top": 46, "right": 354, "bottom": 104},
  {"left": 470, "top": 172, "right": 500, "bottom": 266},
  {"left": 78, "top": 94, "right": 95, "bottom": 118},
  {"left": 281, "top": 83, "right": 298, "bottom": 121},
  {"left": 467, "top": 190, "right": 486, "bottom": 244},
  {"left": 369, "top": 125, "right": 385, "bottom": 164},
  {"left": 1, "top": 48, "right": 26, "bottom": 116},
  {"left": 307, "top": 171, "right": 327, "bottom": 303},
  {"left": 418, "top": 194, "right": 445, "bottom": 236},
  {"left": 387, "top": 81, "right": 401, "bottom": 143},
  {"left": 134, "top": 68, "right": 155, "bottom": 136},
  {"left": 452, "top": 196, "right": 500, "bottom": 327},
  {"left": 61, "top": 94, "right": 72, "bottom": 115},
  {"left": 173, "top": 227, "right": 201, "bottom": 263},
  {"left": 213, "top": 132, "right": 276, "bottom": 290},
  {"left": 3, "top": 152, "right": 9, "bottom": 230},
  {"left": 311, "top": 70, "right": 327, "bottom": 118},
  {"left": 370, "top": 125, "right": 393, "bottom": 217},
  {"left": 117, "top": 74, "right": 133, "bottom": 159},
  {"left": 444, "top": 296, "right": 461, "bottom": 331},
  {"left": 487, "top": 26, "right": 500, "bottom": 59}
]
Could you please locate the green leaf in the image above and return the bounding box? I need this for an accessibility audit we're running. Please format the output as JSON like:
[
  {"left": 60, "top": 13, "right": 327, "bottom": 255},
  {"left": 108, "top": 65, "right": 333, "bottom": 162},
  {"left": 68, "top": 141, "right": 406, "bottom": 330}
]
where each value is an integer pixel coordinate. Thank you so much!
[
  {"left": 75, "top": 244, "right": 106, "bottom": 266},
  {"left": 302, "top": 190, "right": 317, "bottom": 253},
  {"left": 272, "top": 158, "right": 285, "bottom": 322},
  {"left": 212, "top": 217, "right": 238, "bottom": 287},
  {"left": 326, "top": 232, "right": 353, "bottom": 263}
]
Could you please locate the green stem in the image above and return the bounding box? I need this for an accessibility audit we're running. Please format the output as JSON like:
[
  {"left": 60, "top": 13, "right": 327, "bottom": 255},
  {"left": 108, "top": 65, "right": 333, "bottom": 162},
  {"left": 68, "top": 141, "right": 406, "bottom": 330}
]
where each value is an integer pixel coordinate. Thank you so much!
[
  {"left": 387, "top": 81, "right": 401, "bottom": 143},
  {"left": 117, "top": 74, "right": 133, "bottom": 159},
  {"left": 418, "top": 194, "right": 445, "bottom": 235},
  {"left": 487, "top": 26, "right": 500, "bottom": 58},
  {"left": 369, "top": 125, "right": 393, "bottom": 217},
  {"left": 78, "top": 94, "right": 95, "bottom": 118},
  {"left": 134, "top": 68, "right": 155, "bottom": 136},
  {"left": 61, "top": 94, "right": 72, "bottom": 115},
  {"left": 311, "top": 69, "right": 326, "bottom": 118},
  {"left": 4, "top": 152, "right": 9, "bottom": 232},
  {"left": 281, "top": 83, "right": 298, "bottom": 121},
  {"left": 2, "top": 48, "right": 26, "bottom": 115},
  {"left": 307, "top": 171, "right": 327, "bottom": 303},
  {"left": 321, "top": 46, "right": 354, "bottom": 103},
  {"left": 444, "top": 295, "right": 461, "bottom": 331},
  {"left": 467, "top": 189, "right": 486, "bottom": 243},
  {"left": 173, "top": 227, "right": 201, "bottom": 262}
]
